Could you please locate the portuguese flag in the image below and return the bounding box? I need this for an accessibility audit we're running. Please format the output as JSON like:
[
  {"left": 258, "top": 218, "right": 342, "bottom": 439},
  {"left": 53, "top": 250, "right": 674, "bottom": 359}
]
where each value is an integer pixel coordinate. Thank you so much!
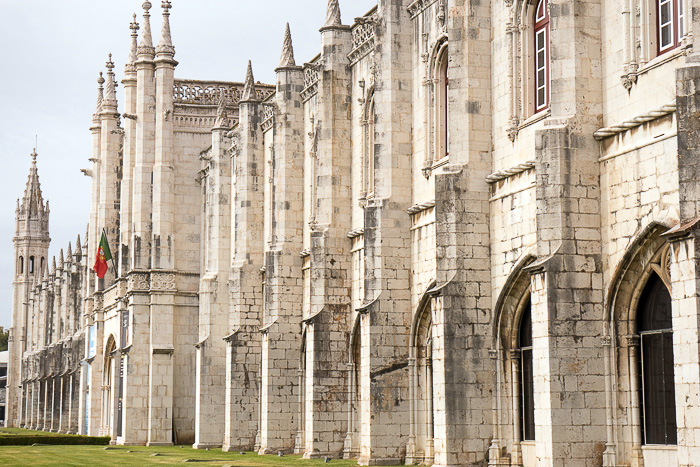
[{"left": 93, "top": 231, "right": 112, "bottom": 279}]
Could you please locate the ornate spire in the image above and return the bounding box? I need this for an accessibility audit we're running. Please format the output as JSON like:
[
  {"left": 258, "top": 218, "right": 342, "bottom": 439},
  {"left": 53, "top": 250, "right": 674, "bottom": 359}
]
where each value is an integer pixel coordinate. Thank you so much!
[
  {"left": 51, "top": 257, "right": 56, "bottom": 276},
  {"left": 102, "top": 54, "right": 118, "bottom": 111},
  {"left": 126, "top": 14, "right": 140, "bottom": 72},
  {"left": 19, "top": 149, "right": 46, "bottom": 218},
  {"left": 92, "top": 72, "right": 105, "bottom": 123},
  {"left": 58, "top": 248, "right": 64, "bottom": 269},
  {"left": 241, "top": 60, "right": 256, "bottom": 102},
  {"left": 66, "top": 242, "right": 73, "bottom": 263},
  {"left": 278, "top": 23, "right": 296, "bottom": 68},
  {"left": 156, "top": 0, "right": 175, "bottom": 57},
  {"left": 138, "top": 1, "right": 155, "bottom": 58},
  {"left": 324, "top": 0, "right": 342, "bottom": 27},
  {"left": 214, "top": 90, "right": 228, "bottom": 128}
]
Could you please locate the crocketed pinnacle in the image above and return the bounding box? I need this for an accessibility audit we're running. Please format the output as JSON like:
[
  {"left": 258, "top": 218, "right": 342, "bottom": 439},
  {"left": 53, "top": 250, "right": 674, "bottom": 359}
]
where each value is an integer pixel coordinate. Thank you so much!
[
  {"left": 279, "top": 23, "right": 296, "bottom": 68},
  {"left": 241, "top": 60, "right": 256, "bottom": 102},
  {"left": 19, "top": 149, "right": 46, "bottom": 219},
  {"left": 58, "top": 248, "right": 64, "bottom": 269},
  {"left": 75, "top": 234, "right": 82, "bottom": 259},
  {"left": 92, "top": 72, "right": 105, "bottom": 123},
  {"left": 102, "top": 54, "right": 119, "bottom": 111},
  {"left": 214, "top": 89, "right": 228, "bottom": 128},
  {"left": 138, "top": 1, "right": 155, "bottom": 58},
  {"left": 156, "top": 0, "right": 175, "bottom": 57},
  {"left": 51, "top": 257, "right": 56, "bottom": 276},
  {"left": 324, "top": 0, "right": 342, "bottom": 27},
  {"left": 126, "top": 14, "right": 140, "bottom": 72},
  {"left": 66, "top": 242, "right": 73, "bottom": 263}
]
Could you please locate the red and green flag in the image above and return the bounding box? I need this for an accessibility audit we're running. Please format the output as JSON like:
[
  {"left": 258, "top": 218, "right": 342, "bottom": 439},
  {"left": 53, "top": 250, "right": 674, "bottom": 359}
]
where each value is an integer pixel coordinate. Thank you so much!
[{"left": 93, "top": 231, "right": 112, "bottom": 279}]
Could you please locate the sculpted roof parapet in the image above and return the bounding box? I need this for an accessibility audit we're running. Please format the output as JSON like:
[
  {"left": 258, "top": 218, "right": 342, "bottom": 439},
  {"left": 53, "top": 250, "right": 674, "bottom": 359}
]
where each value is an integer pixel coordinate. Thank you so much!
[{"left": 173, "top": 79, "right": 274, "bottom": 107}]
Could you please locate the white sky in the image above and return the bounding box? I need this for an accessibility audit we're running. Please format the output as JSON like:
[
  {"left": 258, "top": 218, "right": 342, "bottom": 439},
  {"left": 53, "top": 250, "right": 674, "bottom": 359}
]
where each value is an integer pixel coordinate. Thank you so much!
[{"left": 0, "top": 0, "right": 377, "bottom": 329}]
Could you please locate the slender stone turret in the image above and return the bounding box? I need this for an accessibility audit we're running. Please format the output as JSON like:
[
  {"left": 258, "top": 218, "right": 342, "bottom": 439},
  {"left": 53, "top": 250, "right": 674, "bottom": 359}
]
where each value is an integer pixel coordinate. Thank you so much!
[
  {"left": 132, "top": 0, "right": 156, "bottom": 270},
  {"left": 87, "top": 73, "right": 104, "bottom": 298},
  {"left": 8, "top": 149, "right": 51, "bottom": 429},
  {"left": 256, "top": 30, "right": 305, "bottom": 455},
  {"left": 120, "top": 14, "right": 139, "bottom": 276},
  {"left": 194, "top": 87, "right": 232, "bottom": 448},
  {"left": 147, "top": 0, "right": 178, "bottom": 446},
  {"left": 302, "top": 12, "right": 352, "bottom": 458},
  {"left": 97, "top": 54, "right": 121, "bottom": 289}
]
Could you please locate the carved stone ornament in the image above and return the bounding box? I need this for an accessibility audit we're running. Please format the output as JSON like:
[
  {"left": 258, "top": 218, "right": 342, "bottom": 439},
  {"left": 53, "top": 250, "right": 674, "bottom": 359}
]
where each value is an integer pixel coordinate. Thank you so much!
[
  {"left": 128, "top": 273, "right": 150, "bottom": 291},
  {"left": 151, "top": 272, "right": 176, "bottom": 291}
]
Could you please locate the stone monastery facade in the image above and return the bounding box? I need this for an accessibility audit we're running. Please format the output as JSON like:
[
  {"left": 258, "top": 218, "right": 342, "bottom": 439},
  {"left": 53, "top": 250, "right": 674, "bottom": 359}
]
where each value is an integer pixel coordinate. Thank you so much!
[{"left": 7, "top": 0, "right": 700, "bottom": 465}]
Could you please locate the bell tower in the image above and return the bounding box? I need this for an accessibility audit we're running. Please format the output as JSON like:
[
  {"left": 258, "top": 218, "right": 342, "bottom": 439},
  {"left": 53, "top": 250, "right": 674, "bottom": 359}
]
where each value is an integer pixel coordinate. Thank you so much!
[{"left": 7, "top": 149, "right": 51, "bottom": 427}]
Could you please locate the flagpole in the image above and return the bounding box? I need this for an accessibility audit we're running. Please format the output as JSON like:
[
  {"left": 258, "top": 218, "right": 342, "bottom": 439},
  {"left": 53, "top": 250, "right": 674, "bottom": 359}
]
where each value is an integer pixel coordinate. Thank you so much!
[{"left": 103, "top": 228, "right": 118, "bottom": 277}]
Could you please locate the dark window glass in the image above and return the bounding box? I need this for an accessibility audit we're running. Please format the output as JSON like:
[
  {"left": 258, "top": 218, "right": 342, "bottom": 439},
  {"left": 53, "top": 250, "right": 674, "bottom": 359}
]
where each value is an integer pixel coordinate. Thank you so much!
[
  {"left": 638, "top": 273, "right": 677, "bottom": 445},
  {"left": 519, "top": 298, "right": 535, "bottom": 441}
]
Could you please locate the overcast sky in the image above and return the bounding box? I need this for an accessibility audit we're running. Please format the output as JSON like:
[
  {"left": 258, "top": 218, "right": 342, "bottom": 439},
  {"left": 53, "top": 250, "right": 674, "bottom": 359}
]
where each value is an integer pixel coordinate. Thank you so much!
[{"left": 0, "top": 0, "right": 377, "bottom": 329}]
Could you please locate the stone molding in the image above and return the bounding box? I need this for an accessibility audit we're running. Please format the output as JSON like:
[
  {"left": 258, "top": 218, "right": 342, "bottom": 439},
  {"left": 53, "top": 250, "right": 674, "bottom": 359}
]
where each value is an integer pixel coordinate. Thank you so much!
[
  {"left": 485, "top": 160, "right": 536, "bottom": 184},
  {"left": 593, "top": 101, "right": 676, "bottom": 140}
]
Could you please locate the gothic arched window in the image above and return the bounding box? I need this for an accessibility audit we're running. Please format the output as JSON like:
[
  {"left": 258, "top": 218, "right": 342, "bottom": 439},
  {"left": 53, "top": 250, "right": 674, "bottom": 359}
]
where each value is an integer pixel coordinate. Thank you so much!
[
  {"left": 534, "top": 0, "right": 550, "bottom": 112},
  {"left": 435, "top": 43, "right": 449, "bottom": 160},
  {"left": 366, "top": 93, "right": 376, "bottom": 199},
  {"left": 518, "top": 298, "right": 535, "bottom": 441},
  {"left": 18, "top": 256, "right": 24, "bottom": 274},
  {"left": 638, "top": 273, "right": 677, "bottom": 445},
  {"left": 29, "top": 256, "right": 35, "bottom": 274}
]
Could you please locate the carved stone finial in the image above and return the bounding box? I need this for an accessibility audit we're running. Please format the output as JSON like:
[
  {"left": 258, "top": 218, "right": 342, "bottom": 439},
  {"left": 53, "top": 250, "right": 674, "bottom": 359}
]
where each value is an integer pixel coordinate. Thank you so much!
[
  {"left": 279, "top": 22, "right": 296, "bottom": 68},
  {"left": 103, "top": 54, "right": 119, "bottom": 111},
  {"left": 241, "top": 60, "right": 256, "bottom": 102},
  {"left": 324, "top": 0, "right": 342, "bottom": 27},
  {"left": 30, "top": 148, "right": 37, "bottom": 163},
  {"left": 138, "top": 1, "right": 155, "bottom": 57},
  {"left": 156, "top": 0, "right": 175, "bottom": 56},
  {"left": 126, "top": 14, "right": 140, "bottom": 71},
  {"left": 93, "top": 72, "right": 105, "bottom": 122},
  {"left": 214, "top": 90, "right": 228, "bottom": 129}
]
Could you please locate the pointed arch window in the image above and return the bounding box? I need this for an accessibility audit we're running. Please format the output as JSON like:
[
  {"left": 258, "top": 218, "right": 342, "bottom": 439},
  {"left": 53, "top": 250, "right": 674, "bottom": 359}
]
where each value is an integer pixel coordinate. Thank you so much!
[
  {"left": 366, "top": 94, "right": 376, "bottom": 200},
  {"left": 435, "top": 43, "right": 449, "bottom": 160},
  {"left": 638, "top": 273, "right": 677, "bottom": 445},
  {"left": 534, "top": 0, "right": 550, "bottom": 112},
  {"left": 29, "top": 256, "right": 35, "bottom": 274},
  {"left": 18, "top": 256, "right": 24, "bottom": 274},
  {"left": 518, "top": 297, "right": 535, "bottom": 441}
]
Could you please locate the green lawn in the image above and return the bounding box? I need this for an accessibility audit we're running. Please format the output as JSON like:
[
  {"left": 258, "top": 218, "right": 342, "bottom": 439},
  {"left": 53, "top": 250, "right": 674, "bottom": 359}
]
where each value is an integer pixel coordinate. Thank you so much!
[{"left": 0, "top": 444, "right": 359, "bottom": 466}]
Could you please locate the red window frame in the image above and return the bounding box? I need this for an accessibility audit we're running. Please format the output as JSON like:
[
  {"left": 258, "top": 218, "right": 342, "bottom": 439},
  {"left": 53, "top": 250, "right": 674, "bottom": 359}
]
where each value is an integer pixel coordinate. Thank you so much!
[
  {"left": 534, "top": 0, "right": 550, "bottom": 113},
  {"left": 657, "top": 0, "right": 684, "bottom": 55}
]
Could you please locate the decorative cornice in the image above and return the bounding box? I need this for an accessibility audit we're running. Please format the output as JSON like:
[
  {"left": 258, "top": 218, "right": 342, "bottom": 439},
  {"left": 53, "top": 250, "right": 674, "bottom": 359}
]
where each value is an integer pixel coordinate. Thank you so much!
[
  {"left": 593, "top": 101, "right": 676, "bottom": 140},
  {"left": 301, "top": 58, "right": 321, "bottom": 102},
  {"left": 348, "top": 15, "right": 377, "bottom": 65},
  {"left": 407, "top": 0, "right": 438, "bottom": 19},
  {"left": 261, "top": 103, "right": 275, "bottom": 132},
  {"left": 485, "top": 160, "right": 535, "bottom": 184}
]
